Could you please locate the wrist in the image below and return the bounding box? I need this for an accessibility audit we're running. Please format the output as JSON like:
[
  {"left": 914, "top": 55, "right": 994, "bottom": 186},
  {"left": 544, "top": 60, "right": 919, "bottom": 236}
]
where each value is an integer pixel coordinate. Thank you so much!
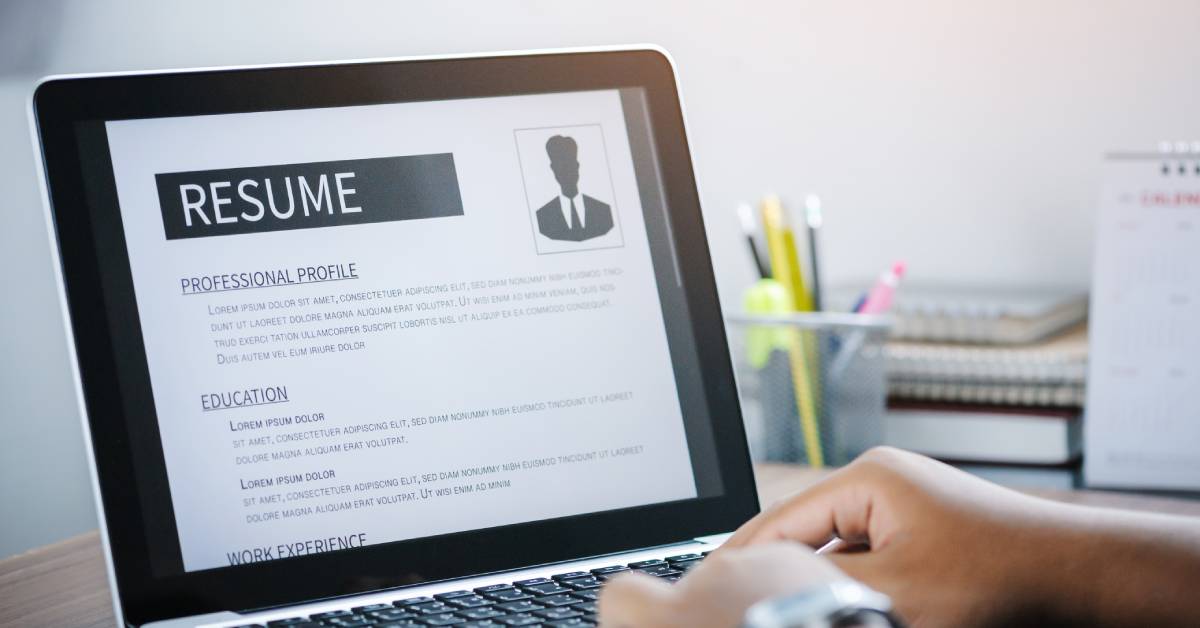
[
  {"left": 1000, "top": 516, "right": 1090, "bottom": 624},
  {"left": 954, "top": 499, "right": 1090, "bottom": 625}
]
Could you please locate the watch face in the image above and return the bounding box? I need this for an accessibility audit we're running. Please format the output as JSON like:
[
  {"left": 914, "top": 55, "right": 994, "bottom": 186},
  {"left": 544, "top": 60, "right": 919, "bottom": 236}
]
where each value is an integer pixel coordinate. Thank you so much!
[
  {"left": 834, "top": 609, "right": 904, "bottom": 628},
  {"left": 743, "top": 580, "right": 897, "bottom": 628}
]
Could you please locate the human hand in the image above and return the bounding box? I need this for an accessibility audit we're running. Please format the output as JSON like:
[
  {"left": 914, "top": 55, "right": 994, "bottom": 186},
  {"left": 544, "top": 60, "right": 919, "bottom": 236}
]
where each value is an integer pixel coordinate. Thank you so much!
[
  {"left": 722, "top": 447, "right": 1064, "bottom": 627},
  {"left": 602, "top": 447, "right": 1200, "bottom": 627},
  {"left": 598, "top": 542, "right": 847, "bottom": 628}
]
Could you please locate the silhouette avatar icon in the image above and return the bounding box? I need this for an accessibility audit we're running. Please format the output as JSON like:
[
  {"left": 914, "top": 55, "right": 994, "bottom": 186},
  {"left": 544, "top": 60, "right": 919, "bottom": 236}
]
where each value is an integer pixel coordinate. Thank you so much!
[{"left": 535, "top": 135, "right": 614, "bottom": 242}]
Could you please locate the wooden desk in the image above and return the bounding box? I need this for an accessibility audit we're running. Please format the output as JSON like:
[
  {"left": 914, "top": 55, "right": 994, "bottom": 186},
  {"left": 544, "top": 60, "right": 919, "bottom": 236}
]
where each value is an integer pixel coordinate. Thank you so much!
[{"left": 3, "top": 464, "right": 1198, "bottom": 627}]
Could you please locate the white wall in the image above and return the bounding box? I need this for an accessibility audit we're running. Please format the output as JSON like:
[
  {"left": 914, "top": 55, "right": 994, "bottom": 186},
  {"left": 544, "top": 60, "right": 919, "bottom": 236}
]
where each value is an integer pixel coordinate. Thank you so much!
[{"left": 2, "top": 0, "right": 1199, "bottom": 557}]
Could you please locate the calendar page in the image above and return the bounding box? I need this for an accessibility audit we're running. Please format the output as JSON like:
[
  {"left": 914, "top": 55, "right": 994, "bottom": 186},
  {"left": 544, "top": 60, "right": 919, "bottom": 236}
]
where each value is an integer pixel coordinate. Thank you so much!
[{"left": 1085, "top": 152, "right": 1200, "bottom": 489}]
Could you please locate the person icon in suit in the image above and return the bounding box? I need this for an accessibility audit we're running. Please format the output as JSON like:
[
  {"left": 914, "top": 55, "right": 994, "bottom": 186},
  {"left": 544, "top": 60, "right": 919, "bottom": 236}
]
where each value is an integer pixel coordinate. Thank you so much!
[{"left": 535, "top": 135, "right": 614, "bottom": 242}]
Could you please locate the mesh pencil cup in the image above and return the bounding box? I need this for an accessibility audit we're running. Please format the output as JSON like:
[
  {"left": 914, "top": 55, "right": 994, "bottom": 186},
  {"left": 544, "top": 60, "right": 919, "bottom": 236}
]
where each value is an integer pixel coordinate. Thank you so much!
[{"left": 726, "top": 312, "right": 892, "bottom": 467}]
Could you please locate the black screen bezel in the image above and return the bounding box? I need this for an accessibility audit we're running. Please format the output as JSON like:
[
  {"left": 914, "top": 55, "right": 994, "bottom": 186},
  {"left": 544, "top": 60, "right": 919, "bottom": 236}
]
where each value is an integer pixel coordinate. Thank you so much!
[{"left": 33, "top": 49, "right": 757, "bottom": 626}]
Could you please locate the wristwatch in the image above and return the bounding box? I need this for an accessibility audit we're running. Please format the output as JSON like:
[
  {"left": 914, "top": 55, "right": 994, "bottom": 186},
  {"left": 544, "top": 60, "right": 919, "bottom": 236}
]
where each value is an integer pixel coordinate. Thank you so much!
[{"left": 742, "top": 580, "right": 904, "bottom": 628}]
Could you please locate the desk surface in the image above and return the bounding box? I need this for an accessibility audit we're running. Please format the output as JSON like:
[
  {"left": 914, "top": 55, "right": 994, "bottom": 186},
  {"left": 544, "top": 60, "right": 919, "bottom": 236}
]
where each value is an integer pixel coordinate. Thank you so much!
[{"left": 4, "top": 464, "right": 1199, "bottom": 628}]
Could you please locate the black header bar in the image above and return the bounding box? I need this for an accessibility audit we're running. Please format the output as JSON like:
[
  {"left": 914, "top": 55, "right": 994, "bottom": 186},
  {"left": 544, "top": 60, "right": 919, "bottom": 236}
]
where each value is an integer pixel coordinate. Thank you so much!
[{"left": 155, "top": 154, "right": 463, "bottom": 240}]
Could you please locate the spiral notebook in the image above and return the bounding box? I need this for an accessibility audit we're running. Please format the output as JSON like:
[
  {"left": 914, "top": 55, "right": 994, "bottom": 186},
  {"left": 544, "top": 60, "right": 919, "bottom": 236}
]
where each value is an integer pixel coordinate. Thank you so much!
[
  {"left": 888, "top": 287, "right": 1088, "bottom": 345},
  {"left": 885, "top": 323, "right": 1088, "bottom": 407},
  {"left": 829, "top": 286, "right": 1088, "bottom": 345}
]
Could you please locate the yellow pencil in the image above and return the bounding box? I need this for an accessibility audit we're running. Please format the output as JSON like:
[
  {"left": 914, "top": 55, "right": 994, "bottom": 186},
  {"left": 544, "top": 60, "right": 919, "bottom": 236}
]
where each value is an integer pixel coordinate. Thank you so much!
[{"left": 760, "top": 195, "right": 824, "bottom": 468}]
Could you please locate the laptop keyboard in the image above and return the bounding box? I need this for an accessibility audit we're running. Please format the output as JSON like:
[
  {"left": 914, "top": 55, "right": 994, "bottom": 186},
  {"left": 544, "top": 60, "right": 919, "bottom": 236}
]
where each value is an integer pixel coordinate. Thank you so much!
[{"left": 232, "top": 553, "right": 708, "bottom": 628}]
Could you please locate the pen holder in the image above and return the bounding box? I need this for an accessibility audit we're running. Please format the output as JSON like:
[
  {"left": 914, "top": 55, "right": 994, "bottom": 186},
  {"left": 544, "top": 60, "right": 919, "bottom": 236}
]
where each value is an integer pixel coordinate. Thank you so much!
[{"left": 725, "top": 312, "right": 892, "bottom": 467}]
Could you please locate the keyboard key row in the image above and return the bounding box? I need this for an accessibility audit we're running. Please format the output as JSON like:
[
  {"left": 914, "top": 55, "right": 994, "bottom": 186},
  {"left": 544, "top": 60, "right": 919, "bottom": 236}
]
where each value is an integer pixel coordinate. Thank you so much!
[{"left": 254, "top": 552, "right": 707, "bottom": 627}]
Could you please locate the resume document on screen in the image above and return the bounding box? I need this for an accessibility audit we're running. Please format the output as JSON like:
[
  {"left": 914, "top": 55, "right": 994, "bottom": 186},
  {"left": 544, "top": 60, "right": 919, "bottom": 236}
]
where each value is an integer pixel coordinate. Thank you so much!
[{"left": 105, "top": 90, "right": 698, "bottom": 572}]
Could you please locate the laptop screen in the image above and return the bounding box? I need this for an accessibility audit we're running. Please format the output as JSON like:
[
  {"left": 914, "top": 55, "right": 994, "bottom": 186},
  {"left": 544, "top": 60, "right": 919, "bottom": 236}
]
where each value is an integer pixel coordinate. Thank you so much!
[{"left": 93, "top": 87, "right": 723, "bottom": 573}]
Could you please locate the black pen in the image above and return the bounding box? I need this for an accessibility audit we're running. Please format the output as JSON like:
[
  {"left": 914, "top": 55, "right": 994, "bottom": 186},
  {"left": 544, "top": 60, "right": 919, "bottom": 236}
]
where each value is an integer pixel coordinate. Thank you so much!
[
  {"left": 803, "top": 194, "right": 823, "bottom": 311},
  {"left": 737, "top": 202, "right": 770, "bottom": 279}
]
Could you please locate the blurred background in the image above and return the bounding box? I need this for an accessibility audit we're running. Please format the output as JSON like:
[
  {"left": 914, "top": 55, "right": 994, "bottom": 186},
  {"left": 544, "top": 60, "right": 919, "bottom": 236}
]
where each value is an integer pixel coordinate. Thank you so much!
[{"left": 2, "top": 0, "right": 1199, "bottom": 558}]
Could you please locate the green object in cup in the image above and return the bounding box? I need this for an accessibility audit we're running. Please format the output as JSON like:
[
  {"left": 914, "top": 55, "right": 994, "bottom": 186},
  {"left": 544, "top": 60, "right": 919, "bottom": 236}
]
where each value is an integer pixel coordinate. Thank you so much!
[{"left": 743, "top": 278, "right": 792, "bottom": 369}]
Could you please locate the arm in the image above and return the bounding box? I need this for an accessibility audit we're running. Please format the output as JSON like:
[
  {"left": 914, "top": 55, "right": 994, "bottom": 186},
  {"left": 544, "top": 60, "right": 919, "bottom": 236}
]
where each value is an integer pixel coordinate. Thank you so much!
[
  {"left": 1016, "top": 500, "right": 1200, "bottom": 626},
  {"left": 601, "top": 447, "right": 1200, "bottom": 627},
  {"left": 726, "top": 447, "right": 1200, "bottom": 627}
]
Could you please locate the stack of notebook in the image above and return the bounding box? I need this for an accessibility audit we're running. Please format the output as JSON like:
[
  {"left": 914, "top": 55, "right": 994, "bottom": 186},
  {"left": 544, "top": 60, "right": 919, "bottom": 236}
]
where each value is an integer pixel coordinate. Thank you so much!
[
  {"left": 874, "top": 287, "right": 1088, "bottom": 471},
  {"left": 888, "top": 287, "right": 1088, "bottom": 345},
  {"left": 886, "top": 323, "right": 1088, "bottom": 407}
]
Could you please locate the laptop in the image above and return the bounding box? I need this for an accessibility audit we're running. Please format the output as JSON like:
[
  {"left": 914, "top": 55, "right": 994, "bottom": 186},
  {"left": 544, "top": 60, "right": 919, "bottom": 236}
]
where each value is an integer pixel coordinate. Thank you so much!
[{"left": 30, "top": 47, "right": 758, "bottom": 628}]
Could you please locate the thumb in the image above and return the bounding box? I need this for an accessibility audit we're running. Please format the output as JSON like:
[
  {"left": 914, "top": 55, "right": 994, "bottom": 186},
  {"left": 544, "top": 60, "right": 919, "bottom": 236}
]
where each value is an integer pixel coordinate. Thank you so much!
[{"left": 599, "top": 571, "right": 676, "bottom": 627}]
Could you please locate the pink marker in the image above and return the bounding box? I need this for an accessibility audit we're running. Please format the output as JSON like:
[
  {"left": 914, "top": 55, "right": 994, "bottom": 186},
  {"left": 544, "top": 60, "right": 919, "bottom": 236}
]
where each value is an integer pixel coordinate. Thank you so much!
[{"left": 858, "top": 261, "right": 906, "bottom": 314}]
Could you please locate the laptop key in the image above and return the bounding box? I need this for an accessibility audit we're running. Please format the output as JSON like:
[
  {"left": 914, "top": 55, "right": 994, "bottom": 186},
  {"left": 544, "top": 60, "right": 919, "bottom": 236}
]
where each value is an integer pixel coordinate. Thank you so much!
[
  {"left": 370, "top": 609, "right": 420, "bottom": 621},
  {"left": 535, "top": 607, "right": 582, "bottom": 620},
  {"left": 520, "top": 581, "right": 572, "bottom": 596},
  {"left": 326, "top": 617, "right": 373, "bottom": 628},
  {"left": 563, "top": 577, "right": 602, "bottom": 590},
  {"left": 421, "top": 613, "right": 467, "bottom": 626},
  {"left": 266, "top": 619, "right": 311, "bottom": 626},
  {"left": 535, "top": 594, "right": 579, "bottom": 607},
  {"left": 482, "top": 589, "right": 532, "bottom": 602},
  {"left": 435, "top": 590, "right": 474, "bottom": 601},
  {"left": 627, "top": 559, "right": 666, "bottom": 569},
  {"left": 494, "top": 613, "right": 541, "bottom": 626},
  {"left": 459, "top": 622, "right": 504, "bottom": 628},
  {"left": 310, "top": 610, "right": 354, "bottom": 620},
  {"left": 410, "top": 601, "right": 456, "bottom": 615},
  {"left": 589, "top": 565, "right": 629, "bottom": 576},
  {"left": 353, "top": 603, "right": 395, "bottom": 613},
  {"left": 494, "top": 600, "right": 543, "bottom": 614},
  {"left": 665, "top": 553, "right": 703, "bottom": 562},
  {"left": 543, "top": 618, "right": 593, "bottom": 627},
  {"left": 570, "top": 590, "right": 599, "bottom": 601},
  {"left": 550, "top": 571, "right": 591, "bottom": 581},
  {"left": 670, "top": 559, "right": 702, "bottom": 571},
  {"left": 376, "top": 622, "right": 424, "bottom": 627},
  {"left": 513, "top": 577, "right": 552, "bottom": 586},
  {"left": 635, "top": 564, "right": 677, "bottom": 577},
  {"left": 571, "top": 601, "right": 597, "bottom": 614},
  {"left": 397, "top": 596, "right": 438, "bottom": 607},
  {"left": 474, "top": 584, "right": 515, "bottom": 594},
  {"left": 446, "top": 594, "right": 492, "bottom": 609},
  {"left": 456, "top": 607, "right": 504, "bottom": 620}
]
